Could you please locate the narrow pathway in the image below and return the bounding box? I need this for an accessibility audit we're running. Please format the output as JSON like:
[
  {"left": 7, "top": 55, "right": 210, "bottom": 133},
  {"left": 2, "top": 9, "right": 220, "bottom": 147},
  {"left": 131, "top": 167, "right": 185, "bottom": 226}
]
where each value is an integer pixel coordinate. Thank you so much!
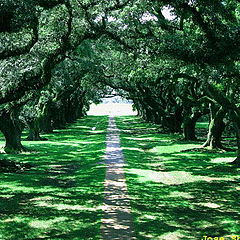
[{"left": 101, "top": 117, "right": 136, "bottom": 240}]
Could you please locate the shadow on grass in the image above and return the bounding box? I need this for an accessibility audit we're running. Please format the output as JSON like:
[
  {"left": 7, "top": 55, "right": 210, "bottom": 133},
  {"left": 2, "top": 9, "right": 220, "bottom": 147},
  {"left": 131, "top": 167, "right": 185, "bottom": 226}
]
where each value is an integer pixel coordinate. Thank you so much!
[
  {"left": 116, "top": 116, "right": 240, "bottom": 240},
  {"left": 0, "top": 116, "right": 108, "bottom": 240}
]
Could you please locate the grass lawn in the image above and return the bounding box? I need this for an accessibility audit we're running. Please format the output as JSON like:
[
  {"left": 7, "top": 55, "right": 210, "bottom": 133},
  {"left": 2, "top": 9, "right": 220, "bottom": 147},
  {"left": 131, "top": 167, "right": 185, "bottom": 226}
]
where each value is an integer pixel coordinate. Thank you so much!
[
  {"left": 116, "top": 116, "right": 240, "bottom": 240},
  {"left": 0, "top": 116, "right": 108, "bottom": 240}
]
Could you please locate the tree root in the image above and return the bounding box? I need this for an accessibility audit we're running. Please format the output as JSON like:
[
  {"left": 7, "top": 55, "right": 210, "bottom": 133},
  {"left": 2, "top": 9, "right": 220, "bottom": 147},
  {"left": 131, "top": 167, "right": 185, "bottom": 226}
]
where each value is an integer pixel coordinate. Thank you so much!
[{"left": 4, "top": 146, "right": 28, "bottom": 154}]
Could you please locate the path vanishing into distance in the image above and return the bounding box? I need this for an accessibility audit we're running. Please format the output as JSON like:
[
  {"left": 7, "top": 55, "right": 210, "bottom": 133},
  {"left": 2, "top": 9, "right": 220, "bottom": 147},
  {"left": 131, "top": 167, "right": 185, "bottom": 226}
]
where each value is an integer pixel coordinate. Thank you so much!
[
  {"left": 101, "top": 116, "right": 136, "bottom": 240},
  {"left": 1, "top": 103, "right": 239, "bottom": 240}
]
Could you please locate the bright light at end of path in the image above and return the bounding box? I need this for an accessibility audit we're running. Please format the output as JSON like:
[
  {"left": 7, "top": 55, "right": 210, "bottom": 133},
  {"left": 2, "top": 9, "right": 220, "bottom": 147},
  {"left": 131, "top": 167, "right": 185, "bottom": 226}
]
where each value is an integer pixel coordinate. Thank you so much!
[{"left": 87, "top": 103, "right": 137, "bottom": 116}]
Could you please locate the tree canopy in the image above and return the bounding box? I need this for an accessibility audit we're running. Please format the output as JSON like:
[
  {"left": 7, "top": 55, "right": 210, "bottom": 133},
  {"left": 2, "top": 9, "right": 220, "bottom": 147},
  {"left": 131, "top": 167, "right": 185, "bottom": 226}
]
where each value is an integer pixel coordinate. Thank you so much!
[{"left": 0, "top": 0, "right": 240, "bottom": 164}]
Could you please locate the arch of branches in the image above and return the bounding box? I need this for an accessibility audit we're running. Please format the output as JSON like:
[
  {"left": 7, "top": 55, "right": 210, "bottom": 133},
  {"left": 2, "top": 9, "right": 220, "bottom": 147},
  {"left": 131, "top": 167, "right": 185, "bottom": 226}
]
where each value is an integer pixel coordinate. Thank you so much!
[{"left": 0, "top": 0, "right": 240, "bottom": 165}]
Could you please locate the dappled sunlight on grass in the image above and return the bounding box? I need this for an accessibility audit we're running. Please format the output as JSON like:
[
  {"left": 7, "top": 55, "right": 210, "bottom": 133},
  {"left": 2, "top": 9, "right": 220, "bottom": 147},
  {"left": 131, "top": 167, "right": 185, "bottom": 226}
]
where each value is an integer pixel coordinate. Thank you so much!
[
  {"left": 0, "top": 116, "right": 108, "bottom": 240},
  {"left": 123, "top": 147, "right": 145, "bottom": 152},
  {"left": 168, "top": 191, "right": 194, "bottom": 199},
  {"left": 127, "top": 169, "right": 233, "bottom": 185},
  {"left": 197, "top": 202, "right": 221, "bottom": 209},
  {"left": 150, "top": 144, "right": 200, "bottom": 154},
  {"left": 34, "top": 202, "right": 99, "bottom": 212},
  {"left": 155, "top": 230, "right": 190, "bottom": 240},
  {"left": 116, "top": 116, "right": 240, "bottom": 240},
  {"left": 29, "top": 217, "right": 68, "bottom": 229},
  {"left": 211, "top": 157, "right": 235, "bottom": 163}
]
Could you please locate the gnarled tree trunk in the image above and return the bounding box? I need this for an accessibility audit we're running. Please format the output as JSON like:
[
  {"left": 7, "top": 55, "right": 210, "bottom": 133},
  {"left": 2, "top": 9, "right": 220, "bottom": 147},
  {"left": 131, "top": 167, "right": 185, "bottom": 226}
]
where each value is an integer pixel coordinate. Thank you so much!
[
  {"left": 26, "top": 119, "right": 47, "bottom": 141},
  {"left": 229, "top": 111, "right": 240, "bottom": 166},
  {"left": 183, "top": 109, "right": 209, "bottom": 141},
  {"left": 0, "top": 109, "right": 25, "bottom": 153},
  {"left": 183, "top": 117, "right": 198, "bottom": 141},
  {"left": 203, "top": 105, "right": 226, "bottom": 149},
  {"left": 39, "top": 103, "right": 53, "bottom": 134}
]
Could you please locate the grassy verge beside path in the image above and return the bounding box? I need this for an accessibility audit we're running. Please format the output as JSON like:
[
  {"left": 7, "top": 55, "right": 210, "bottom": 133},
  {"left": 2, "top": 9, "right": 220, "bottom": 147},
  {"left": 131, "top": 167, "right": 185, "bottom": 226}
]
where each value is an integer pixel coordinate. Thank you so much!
[
  {"left": 116, "top": 116, "right": 240, "bottom": 240},
  {"left": 0, "top": 116, "right": 108, "bottom": 240}
]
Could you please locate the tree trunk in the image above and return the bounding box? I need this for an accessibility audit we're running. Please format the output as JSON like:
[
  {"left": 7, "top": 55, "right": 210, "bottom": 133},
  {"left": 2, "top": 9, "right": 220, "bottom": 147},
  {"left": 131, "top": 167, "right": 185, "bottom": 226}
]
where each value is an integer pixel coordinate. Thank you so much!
[
  {"left": 3, "top": 127, "right": 24, "bottom": 153},
  {"left": 26, "top": 119, "right": 47, "bottom": 141},
  {"left": 183, "top": 117, "right": 197, "bottom": 140},
  {"left": 154, "top": 111, "right": 161, "bottom": 124},
  {"left": 40, "top": 115, "right": 53, "bottom": 133},
  {"left": 52, "top": 108, "right": 67, "bottom": 129},
  {"left": 205, "top": 83, "right": 240, "bottom": 164},
  {"left": 0, "top": 110, "right": 25, "bottom": 153},
  {"left": 162, "top": 114, "right": 182, "bottom": 133},
  {"left": 144, "top": 107, "right": 153, "bottom": 122},
  {"left": 231, "top": 125, "right": 240, "bottom": 165},
  {"left": 39, "top": 101, "right": 54, "bottom": 133},
  {"left": 183, "top": 110, "right": 208, "bottom": 141},
  {"left": 229, "top": 112, "right": 240, "bottom": 166},
  {"left": 203, "top": 105, "right": 226, "bottom": 149}
]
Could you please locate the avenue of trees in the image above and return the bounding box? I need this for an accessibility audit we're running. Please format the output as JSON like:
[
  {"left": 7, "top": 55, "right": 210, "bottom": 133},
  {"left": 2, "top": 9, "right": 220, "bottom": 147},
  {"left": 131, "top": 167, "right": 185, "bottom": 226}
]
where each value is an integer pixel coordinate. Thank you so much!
[{"left": 0, "top": 0, "right": 240, "bottom": 165}]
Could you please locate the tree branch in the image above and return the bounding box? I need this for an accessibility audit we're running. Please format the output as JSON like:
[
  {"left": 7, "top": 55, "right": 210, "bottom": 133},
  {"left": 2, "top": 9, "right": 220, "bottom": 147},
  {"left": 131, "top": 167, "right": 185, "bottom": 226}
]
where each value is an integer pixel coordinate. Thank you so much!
[{"left": 0, "top": 17, "right": 39, "bottom": 60}]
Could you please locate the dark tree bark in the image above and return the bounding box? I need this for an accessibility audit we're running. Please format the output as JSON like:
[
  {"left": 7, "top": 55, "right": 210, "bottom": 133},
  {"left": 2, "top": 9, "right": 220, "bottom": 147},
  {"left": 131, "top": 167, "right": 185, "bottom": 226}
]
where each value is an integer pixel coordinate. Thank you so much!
[
  {"left": 39, "top": 102, "right": 54, "bottom": 134},
  {"left": 0, "top": 109, "right": 25, "bottom": 153},
  {"left": 26, "top": 119, "right": 47, "bottom": 141},
  {"left": 183, "top": 109, "right": 209, "bottom": 141},
  {"left": 161, "top": 106, "right": 183, "bottom": 133},
  {"left": 52, "top": 109, "right": 67, "bottom": 129},
  {"left": 40, "top": 115, "right": 53, "bottom": 133},
  {"left": 205, "top": 84, "right": 240, "bottom": 165},
  {"left": 183, "top": 117, "right": 198, "bottom": 140},
  {"left": 202, "top": 105, "right": 226, "bottom": 149},
  {"left": 229, "top": 111, "right": 240, "bottom": 166},
  {"left": 231, "top": 124, "right": 240, "bottom": 165},
  {"left": 0, "top": 10, "right": 13, "bottom": 32}
]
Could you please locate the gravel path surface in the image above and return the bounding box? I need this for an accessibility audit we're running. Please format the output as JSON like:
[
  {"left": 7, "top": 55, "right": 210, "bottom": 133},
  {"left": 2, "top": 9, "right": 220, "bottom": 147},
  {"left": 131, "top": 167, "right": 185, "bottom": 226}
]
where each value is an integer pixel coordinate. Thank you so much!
[{"left": 101, "top": 117, "right": 136, "bottom": 240}]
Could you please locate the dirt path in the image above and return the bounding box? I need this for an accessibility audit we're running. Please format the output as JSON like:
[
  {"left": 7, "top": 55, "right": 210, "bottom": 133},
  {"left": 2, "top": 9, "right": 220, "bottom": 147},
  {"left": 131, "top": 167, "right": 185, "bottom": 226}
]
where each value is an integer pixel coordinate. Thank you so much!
[{"left": 101, "top": 117, "right": 136, "bottom": 240}]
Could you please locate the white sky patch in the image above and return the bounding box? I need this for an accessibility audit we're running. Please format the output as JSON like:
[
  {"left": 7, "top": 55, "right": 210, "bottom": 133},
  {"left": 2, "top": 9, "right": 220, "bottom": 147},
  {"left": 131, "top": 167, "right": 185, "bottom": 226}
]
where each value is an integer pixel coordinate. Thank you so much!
[
  {"left": 162, "top": 6, "right": 176, "bottom": 21},
  {"left": 94, "top": 16, "right": 102, "bottom": 23},
  {"left": 94, "top": 15, "right": 117, "bottom": 24},
  {"left": 140, "top": 7, "right": 176, "bottom": 23},
  {"left": 87, "top": 103, "right": 137, "bottom": 116},
  {"left": 107, "top": 16, "right": 117, "bottom": 22},
  {"left": 95, "top": 6, "right": 175, "bottom": 25},
  {"left": 140, "top": 12, "right": 158, "bottom": 23}
]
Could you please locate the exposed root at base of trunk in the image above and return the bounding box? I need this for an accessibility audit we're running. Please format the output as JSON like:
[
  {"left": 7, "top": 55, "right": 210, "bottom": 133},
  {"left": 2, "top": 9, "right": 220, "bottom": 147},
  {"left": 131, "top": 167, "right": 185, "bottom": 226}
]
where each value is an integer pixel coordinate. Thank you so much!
[{"left": 4, "top": 146, "right": 28, "bottom": 154}]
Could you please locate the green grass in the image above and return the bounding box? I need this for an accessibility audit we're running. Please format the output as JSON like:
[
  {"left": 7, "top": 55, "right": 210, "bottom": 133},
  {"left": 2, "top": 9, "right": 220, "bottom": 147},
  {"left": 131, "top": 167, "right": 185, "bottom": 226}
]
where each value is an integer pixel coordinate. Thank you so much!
[
  {"left": 0, "top": 116, "right": 108, "bottom": 240},
  {"left": 116, "top": 116, "right": 240, "bottom": 240},
  {"left": 196, "top": 122, "right": 209, "bottom": 129},
  {"left": 1, "top": 115, "right": 239, "bottom": 240}
]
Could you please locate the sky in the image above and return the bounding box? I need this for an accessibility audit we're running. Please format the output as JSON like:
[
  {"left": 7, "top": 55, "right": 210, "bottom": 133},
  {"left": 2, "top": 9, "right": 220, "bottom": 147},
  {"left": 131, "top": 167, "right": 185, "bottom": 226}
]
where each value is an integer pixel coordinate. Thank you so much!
[{"left": 142, "top": 6, "right": 175, "bottom": 22}]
